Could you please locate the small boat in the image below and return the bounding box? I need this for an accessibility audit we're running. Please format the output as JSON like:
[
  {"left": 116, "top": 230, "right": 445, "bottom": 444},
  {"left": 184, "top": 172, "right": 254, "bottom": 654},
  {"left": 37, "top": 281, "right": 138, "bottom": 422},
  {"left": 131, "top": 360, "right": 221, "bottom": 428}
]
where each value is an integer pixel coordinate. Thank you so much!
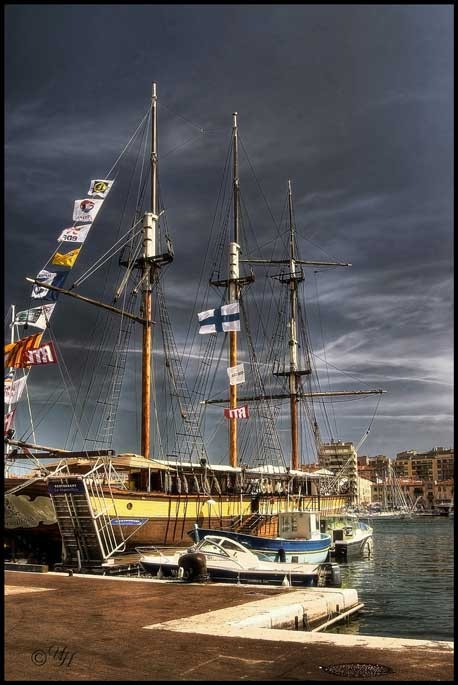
[
  {"left": 139, "top": 534, "right": 341, "bottom": 587},
  {"left": 320, "top": 514, "right": 373, "bottom": 559},
  {"left": 188, "top": 511, "right": 332, "bottom": 564},
  {"left": 363, "top": 509, "right": 410, "bottom": 520}
]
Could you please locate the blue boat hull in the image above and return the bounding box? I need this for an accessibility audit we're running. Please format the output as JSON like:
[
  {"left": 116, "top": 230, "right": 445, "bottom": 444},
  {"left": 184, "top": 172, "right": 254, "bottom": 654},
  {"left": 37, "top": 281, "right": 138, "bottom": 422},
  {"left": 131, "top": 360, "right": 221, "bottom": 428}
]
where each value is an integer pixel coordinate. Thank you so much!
[{"left": 188, "top": 527, "right": 332, "bottom": 563}]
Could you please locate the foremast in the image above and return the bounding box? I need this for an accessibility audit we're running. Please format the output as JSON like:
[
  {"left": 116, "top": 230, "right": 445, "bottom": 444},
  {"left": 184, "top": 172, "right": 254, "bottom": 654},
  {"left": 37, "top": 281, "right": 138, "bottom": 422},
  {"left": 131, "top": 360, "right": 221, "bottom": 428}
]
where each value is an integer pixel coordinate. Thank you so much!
[
  {"left": 20, "top": 84, "right": 172, "bottom": 475},
  {"left": 141, "top": 83, "right": 158, "bottom": 461}
]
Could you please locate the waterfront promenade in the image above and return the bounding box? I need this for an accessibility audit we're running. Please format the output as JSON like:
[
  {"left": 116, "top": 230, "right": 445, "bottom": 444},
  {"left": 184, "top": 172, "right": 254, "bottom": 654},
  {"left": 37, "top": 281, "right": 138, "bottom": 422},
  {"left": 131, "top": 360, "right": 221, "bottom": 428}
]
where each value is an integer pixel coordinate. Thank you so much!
[{"left": 5, "top": 570, "right": 453, "bottom": 681}]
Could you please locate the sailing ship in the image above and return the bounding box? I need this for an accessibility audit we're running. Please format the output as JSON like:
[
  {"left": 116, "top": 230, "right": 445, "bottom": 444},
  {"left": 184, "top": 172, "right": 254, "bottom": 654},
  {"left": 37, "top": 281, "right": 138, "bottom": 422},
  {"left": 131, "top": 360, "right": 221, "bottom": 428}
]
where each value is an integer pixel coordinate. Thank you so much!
[{"left": 4, "top": 84, "right": 384, "bottom": 569}]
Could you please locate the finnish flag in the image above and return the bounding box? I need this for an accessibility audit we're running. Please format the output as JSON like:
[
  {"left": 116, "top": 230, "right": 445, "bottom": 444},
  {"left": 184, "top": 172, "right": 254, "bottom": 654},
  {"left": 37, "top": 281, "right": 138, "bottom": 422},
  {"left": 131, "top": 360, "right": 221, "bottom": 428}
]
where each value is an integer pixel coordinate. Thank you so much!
[{"left": 198, "top": 302, "right": 240, "bottom": 334}]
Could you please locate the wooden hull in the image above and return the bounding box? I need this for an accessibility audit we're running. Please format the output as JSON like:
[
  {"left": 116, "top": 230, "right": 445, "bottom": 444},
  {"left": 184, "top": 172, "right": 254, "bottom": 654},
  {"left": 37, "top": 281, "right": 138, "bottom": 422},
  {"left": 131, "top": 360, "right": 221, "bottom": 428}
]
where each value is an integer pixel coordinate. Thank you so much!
[
  {"left": 102, "top": 489, "right": 348, "bottom": 547},
  {"left": 4, "top": 476, "right": 349, "bottom": 549}
]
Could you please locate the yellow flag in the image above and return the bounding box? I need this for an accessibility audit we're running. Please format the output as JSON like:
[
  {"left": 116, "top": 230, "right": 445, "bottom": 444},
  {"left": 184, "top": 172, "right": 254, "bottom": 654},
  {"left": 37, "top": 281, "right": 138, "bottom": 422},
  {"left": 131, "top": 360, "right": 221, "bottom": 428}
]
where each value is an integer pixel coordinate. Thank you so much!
[
  {"left": 4, "top": 333, "right": 43, "bottom": 368},
  {"left": 51, "top": 248, "right": 81, "bottom": 268}
]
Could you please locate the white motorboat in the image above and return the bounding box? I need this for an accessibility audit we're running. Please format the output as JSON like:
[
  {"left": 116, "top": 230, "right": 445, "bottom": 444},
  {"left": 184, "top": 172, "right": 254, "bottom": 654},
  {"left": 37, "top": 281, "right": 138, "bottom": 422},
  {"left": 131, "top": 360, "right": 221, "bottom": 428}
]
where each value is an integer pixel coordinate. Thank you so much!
[
  {"left": 320, "top": 514, "right": 373, "bottom": 559},
  {"left": 139, "top": 534, "right": 341, "bottom": 587}
]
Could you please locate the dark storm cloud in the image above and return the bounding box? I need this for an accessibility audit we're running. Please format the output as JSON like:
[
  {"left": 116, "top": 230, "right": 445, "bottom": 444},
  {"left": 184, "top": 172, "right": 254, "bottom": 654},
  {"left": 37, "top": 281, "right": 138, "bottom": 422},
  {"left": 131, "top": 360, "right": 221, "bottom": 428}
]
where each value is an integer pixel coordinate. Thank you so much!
[{"left": 5, "top": 4, "right": 453, "bottom": 458}]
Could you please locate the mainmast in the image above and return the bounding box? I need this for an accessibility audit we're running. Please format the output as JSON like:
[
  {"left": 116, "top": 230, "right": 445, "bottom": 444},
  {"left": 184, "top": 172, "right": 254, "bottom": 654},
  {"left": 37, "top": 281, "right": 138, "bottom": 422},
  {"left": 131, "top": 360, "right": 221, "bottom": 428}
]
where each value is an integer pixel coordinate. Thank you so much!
[
  {"left": 287, "top": 181, "right": 300, "bottom": 470},
  {"left": 228, "top": 113, "right": 240, "bottom": 468},
  {"left": 209, "top": 113, "right": 254, "bottom": 468}
]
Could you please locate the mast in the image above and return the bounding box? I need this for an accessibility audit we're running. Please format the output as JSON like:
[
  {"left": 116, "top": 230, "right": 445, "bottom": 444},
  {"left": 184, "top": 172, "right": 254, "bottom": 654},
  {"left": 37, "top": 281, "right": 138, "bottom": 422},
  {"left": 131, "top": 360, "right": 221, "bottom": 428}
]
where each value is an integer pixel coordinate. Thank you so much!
[
  {"left": 209, "top": 113, "right": 254, "bottom": 467},
  {"left": 141, "top": 83, "right": 158, "bottom": 460},
  {"left": 287, "top": 181, "right": 300, "bottom": 470},
  {"left": 229, "top": 112, "right": 240, "bottom": 468},
  {"left": 206, "top": 177, "right": 386, "bottom": 472}
]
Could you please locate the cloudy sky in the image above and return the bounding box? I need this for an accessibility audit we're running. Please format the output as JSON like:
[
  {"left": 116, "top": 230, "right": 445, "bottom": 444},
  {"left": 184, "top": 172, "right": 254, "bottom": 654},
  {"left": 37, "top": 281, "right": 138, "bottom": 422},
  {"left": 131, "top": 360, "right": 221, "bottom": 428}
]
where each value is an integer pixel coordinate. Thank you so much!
[{"left": 5, "top": 5, "right": 453, "bottom": 463}]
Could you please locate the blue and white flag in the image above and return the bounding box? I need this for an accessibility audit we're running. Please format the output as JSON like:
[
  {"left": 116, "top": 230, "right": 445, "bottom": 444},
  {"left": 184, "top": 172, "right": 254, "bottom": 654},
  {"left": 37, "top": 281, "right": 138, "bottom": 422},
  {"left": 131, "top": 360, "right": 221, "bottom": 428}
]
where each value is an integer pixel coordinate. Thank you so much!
[
  {"left": 198, "top": 302, "right": 240, "bottom": 334},
  {"left": 31, "top": 270, "right": 69, "bottom": 300}
]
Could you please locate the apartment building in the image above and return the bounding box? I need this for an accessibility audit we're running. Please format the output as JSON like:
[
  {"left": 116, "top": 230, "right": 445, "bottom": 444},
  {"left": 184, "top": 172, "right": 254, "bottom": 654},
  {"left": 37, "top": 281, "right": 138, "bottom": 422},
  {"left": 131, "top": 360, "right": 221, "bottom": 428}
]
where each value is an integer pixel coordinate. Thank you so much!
[
  {"left": 318, "top": 441, "right": 358, "bottom": 498},
  {"left": 395, "top": 447, "right": 454, "bottom": 482}
]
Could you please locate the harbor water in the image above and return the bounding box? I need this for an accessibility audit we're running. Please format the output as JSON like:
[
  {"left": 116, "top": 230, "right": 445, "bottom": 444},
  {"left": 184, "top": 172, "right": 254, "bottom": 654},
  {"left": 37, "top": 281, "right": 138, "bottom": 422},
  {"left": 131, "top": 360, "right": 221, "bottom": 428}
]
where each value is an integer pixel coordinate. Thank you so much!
[{"left": 329, "top": 516, "right": 454, "bottom": 641}]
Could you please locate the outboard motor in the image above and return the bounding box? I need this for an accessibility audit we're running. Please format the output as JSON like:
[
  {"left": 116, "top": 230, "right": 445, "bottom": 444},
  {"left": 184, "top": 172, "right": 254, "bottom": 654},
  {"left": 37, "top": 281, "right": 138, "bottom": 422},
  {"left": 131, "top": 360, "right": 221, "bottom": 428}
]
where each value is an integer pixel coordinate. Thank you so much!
[
  {"left": 178, "top": 552, "right": 209, "bottom": 582},
  {"left": 320, "top": 562, "right": 342, "bottom": 588}
]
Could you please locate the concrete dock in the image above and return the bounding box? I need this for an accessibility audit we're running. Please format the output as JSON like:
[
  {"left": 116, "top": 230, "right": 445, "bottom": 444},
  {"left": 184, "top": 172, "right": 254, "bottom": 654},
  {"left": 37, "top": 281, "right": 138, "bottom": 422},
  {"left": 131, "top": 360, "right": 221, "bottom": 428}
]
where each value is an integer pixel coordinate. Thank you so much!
[{"left": 5, "top": 570, "right": 453, "bottom": 681}]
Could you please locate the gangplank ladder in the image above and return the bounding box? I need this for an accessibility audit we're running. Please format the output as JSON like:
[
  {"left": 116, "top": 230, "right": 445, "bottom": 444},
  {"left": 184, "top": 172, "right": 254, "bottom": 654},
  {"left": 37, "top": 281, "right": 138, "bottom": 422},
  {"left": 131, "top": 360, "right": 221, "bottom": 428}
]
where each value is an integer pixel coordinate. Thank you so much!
[{"left": 47, "top": 458, "right": 126, "bottom": 568}]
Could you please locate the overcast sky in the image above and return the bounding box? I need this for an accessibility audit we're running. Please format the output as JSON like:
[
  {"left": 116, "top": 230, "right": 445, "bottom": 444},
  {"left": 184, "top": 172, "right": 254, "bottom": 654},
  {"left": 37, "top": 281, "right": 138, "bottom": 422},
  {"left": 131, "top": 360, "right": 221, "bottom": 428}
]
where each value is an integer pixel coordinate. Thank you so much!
[{"left": 5, "top": 5, "right": 453, "bottom": 462}]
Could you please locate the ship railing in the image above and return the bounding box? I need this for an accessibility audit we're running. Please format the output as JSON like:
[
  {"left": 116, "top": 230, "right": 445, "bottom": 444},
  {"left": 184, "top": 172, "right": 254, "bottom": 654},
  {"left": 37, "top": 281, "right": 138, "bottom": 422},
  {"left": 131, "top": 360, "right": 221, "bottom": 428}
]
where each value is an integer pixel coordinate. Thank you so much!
[{"left": 5, "top": 460, "right": 72, "bottom": 497}]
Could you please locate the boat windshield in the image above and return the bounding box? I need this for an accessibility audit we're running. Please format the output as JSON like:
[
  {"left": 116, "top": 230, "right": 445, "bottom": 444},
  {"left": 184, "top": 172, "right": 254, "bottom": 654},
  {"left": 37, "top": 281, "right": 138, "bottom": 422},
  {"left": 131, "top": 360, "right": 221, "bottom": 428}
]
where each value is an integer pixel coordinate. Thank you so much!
[
  {"left": 197, "top": 536, "right": 257, "bottom": 558},
  {"left": 219, "top": 539, "right": 244, "bottom": 553},
  {"left": 197, "top": 539, "right": 229, "bottom": 557}
]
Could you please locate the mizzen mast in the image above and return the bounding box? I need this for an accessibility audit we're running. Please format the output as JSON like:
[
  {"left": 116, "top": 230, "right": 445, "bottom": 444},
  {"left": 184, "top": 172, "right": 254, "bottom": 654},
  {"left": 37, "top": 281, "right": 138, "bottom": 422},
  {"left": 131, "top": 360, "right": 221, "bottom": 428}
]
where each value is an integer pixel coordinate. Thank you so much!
[
  {"left": 287, "top": 180, "right": 301, "bottom": 470},
  {"left": 228, "top": 112, "right": 240, "bottom": 468}
]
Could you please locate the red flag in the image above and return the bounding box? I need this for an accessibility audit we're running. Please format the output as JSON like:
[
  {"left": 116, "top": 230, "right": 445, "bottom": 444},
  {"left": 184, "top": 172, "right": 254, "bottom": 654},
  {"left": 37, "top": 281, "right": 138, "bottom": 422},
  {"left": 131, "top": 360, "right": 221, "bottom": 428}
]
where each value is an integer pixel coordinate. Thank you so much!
[
  {"left": 224, "top": 405, "right": 250, "bottom": 419},
  {"left": 25, "top": 341, "right": 57, "bottom": 366}
]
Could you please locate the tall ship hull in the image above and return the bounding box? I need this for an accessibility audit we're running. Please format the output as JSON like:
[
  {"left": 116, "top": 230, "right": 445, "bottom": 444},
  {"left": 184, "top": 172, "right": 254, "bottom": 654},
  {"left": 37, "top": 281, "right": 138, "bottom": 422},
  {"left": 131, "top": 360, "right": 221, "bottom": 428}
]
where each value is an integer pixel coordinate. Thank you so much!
[
  {"left": 98, "top": 492, "right": 348, "bottom": 547},
  {"left": 5, "top": 460, "right": 348, "bottom": 552}
]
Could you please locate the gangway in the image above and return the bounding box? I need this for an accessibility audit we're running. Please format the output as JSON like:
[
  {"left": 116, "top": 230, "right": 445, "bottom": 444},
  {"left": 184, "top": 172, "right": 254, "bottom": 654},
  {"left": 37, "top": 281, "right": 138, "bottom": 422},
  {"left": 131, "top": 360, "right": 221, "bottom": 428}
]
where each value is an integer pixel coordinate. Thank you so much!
[{"left": 47, "top": 458, "right": 126, "bottom": 569}]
